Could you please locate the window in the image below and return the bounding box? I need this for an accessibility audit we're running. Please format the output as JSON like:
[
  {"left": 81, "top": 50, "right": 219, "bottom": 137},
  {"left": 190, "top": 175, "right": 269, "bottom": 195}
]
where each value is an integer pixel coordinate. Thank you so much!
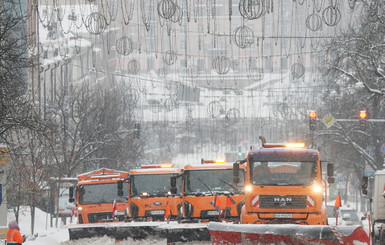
[{"left": 250, "top": 161, "right": 316, "bottom": 186}]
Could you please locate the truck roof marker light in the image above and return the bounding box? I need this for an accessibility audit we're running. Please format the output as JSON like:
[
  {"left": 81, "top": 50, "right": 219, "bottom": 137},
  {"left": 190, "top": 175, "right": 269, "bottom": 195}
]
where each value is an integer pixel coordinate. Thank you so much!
[
  {"left": 215, "top": 159, "right": 226, "bottom": 163},
  {"left": 285, "top": 143, "right": 305, "bottom": 148},
  {"left": 202, "top": 159, "right": 226, "bottom": 164},
  {"left": 245, "top": 185, "right": 252, "bottom": 193}
]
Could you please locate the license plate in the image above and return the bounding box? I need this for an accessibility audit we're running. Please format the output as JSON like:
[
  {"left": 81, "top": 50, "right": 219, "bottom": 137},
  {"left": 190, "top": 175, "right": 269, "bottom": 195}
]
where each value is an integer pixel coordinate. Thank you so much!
[
  {"left": 274, "top": 214, "right": 292, "bottom": 218},
  {"left": 207, "top": 210, "right": 220, "bottom": 216},
  {"left": 150, "top": 210, "right": 165, "bottom": 215},
  {"left": 116, "top": 211, "right": 125, "bottom": 215}
]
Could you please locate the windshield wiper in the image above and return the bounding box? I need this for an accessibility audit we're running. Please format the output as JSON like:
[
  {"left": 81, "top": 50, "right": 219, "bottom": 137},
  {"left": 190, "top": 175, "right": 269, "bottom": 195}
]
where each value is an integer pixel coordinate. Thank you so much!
[
  {"left": 197, "top": 177, "right": 214, "bottom": 195},
  {"left": 219, "top": 179, "right": 241, "bottom": 194}
]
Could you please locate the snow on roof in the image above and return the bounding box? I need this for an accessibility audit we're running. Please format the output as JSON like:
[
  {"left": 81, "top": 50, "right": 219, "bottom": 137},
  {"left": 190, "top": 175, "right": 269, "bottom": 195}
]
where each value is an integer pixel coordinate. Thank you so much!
[
  {"left": 79, "top": 168, "right": 128, "bottom": 176},
  {"left": 130, "top": 168, "right": 181, "bottom": 174},
  {"left": 376, "top": 169, "right": 385, "bottom": 175}
]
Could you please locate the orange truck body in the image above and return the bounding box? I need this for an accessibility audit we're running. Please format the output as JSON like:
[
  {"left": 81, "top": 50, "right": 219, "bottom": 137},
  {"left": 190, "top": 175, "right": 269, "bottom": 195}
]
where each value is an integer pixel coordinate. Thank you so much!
[
  {"left": 181, "top": 163, "right": 245, "bottom": 221},
  {"left": 75, "top": 168, "right": 129, "bottom": 224},
  {"left": 240, "top": 145, "right": 327, "bottom": 225},
  {"left": 126, "top": 166, "right": 182, "bottom": 221}
]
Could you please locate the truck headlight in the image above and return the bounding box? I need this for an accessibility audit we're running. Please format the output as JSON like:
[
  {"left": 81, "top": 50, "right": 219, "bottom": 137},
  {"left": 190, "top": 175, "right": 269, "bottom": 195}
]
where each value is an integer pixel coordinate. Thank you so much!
[
  {"left": 312, "top": 185, "right": 322, "bottom": 193},
  {"left": 244, "top": 185, "right": 252, "bottom": 193}
]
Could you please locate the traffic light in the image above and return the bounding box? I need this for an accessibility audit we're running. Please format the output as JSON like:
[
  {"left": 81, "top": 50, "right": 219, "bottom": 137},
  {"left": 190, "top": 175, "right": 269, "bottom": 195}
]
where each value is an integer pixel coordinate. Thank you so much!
[
  {"left": 359, "top": 110, "right": 367, "bottom": 130},
  {"left": 134, "top": 122, "right": 141, "bottom": 139},
  {"left": 309, "top": 110, "right": 317, "bottom": 131},
  {"left": 237, "top": 145, "right": 243, "bottom": 157},
  {"left": 361, "top": 176, "right": 368, "bottom": 196}
]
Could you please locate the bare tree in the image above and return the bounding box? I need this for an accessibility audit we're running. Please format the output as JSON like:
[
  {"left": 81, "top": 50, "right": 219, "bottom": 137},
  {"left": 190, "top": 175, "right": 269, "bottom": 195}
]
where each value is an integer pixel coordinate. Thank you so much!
[
  {"left": 0, "top": 0, "right": 32, "bottom": 136},
  {"left": 319, "top": 2, "right": 385, "bottom": 171},
  {"left": 6, "top": 124, "right": 54, "bottom": 235},
  {"left": 44, "top": 83, "right": 142, "bottom": 177}
]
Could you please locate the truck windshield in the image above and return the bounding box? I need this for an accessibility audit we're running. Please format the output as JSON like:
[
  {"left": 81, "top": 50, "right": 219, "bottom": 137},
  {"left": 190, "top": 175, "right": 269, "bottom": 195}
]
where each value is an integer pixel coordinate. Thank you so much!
[
  {"left": 79, "top": 182, "right": 128, "bottom": 205},
  {"left": 185, "top": 169, "right": 244, "bottom": 194},
  {"left": 250, "top": 161, "right": 316, "bottom": 186},
  {"left": 130, "top": 174, "right": 181, "bottom": 197}
]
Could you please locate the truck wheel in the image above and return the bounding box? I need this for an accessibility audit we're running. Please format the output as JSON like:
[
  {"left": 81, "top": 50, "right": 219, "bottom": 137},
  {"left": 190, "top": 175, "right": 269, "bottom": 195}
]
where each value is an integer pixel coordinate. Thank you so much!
[
  {"left": 380, "top": 231, "right": 385, "bottom": 245},
  {"left": 372, "top": 232, "right": 378, "bottom": 245}
]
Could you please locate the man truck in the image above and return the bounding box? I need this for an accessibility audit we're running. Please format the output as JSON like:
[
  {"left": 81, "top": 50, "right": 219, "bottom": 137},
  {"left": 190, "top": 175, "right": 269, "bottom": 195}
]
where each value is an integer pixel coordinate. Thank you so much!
[{"left": 208, "top": 139, "right": 369, "bottom": 244}]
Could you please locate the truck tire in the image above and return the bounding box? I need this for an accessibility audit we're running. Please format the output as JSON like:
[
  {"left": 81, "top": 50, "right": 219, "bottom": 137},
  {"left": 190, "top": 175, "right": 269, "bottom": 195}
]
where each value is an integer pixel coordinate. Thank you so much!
[{"left": 380, "top": 231, "right": 385, "bottom": 245}]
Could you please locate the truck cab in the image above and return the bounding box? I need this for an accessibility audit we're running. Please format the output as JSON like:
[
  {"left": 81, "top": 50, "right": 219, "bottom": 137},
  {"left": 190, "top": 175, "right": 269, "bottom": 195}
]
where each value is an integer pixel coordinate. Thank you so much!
[
  {"left": 70, "top": 168, "right": 129, "bottom": 224},
  {"left": 234, "top": 142, "right": 334, "bottom": 225},
  {"left": 118, "top": 164, "right": 182, "bottom": 221},
  {"left": 176, "top": 159, "right": 245, "bottom": 222}
]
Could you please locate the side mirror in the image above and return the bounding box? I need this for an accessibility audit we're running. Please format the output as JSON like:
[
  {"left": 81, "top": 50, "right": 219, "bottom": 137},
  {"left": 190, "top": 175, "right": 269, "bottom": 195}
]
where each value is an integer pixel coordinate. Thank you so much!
[
  {"left": 170, "top": 176, "right": 177, "bottom": 194},
  {"left": 233, "top": 163, "right": 240, "bottom": 184},
  {"left": 69, "top": 186, "right": 75, "bottom": 203},
  {"left": 327, "top": 163, "right": 334, "bottom": 177},
  {"left": 117, "top": 180, "right": 123, "bottom": 197}
]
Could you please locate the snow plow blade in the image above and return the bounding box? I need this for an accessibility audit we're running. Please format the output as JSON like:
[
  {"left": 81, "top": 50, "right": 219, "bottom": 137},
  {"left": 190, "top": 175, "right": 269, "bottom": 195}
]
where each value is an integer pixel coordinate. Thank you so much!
[
  {"left": 155, "top": 223, "right": 210, "bottom": 243},
  {"left": 208, "top": 222, "right": 369, "bottom": 245},
  {"left": 68, "top": 222, "right": 162, "bottom": 240},
  {"left": 68, "top": 222, "right": 211, "bottom": 243}
]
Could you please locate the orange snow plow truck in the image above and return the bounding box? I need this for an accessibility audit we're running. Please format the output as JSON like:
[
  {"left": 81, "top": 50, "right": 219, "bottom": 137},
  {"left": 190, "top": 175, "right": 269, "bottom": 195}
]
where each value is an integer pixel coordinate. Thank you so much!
[
  {"left": 117, "top": 164, "right": 182, "bottom": 221},
  {"left": 68, "top": 165, "right": 184, "bottom": 241},
  {"left": 172, "top": 159, "right": 245, "bottom": 222},
  {"left": 208, "top": 138, "right": 370, "bottom": 245},
  {"left": 68, "top": 168, "right": 129, "bottom": 224}
]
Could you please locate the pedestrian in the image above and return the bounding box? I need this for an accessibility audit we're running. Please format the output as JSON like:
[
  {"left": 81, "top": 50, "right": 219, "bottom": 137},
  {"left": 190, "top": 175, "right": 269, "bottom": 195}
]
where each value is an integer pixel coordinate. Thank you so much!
[{"left": 6, "top": 220, "right": 26, "bottom": 245}]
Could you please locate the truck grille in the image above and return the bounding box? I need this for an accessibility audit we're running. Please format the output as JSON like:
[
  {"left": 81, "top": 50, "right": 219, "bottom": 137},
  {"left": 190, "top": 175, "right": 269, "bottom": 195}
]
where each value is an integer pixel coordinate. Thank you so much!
[
  {"left": 259, "top": 195, "right": 307, "bottom": 209},
  {"left": 88, "top": 212, "right": 124, "bottom": 223}
]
